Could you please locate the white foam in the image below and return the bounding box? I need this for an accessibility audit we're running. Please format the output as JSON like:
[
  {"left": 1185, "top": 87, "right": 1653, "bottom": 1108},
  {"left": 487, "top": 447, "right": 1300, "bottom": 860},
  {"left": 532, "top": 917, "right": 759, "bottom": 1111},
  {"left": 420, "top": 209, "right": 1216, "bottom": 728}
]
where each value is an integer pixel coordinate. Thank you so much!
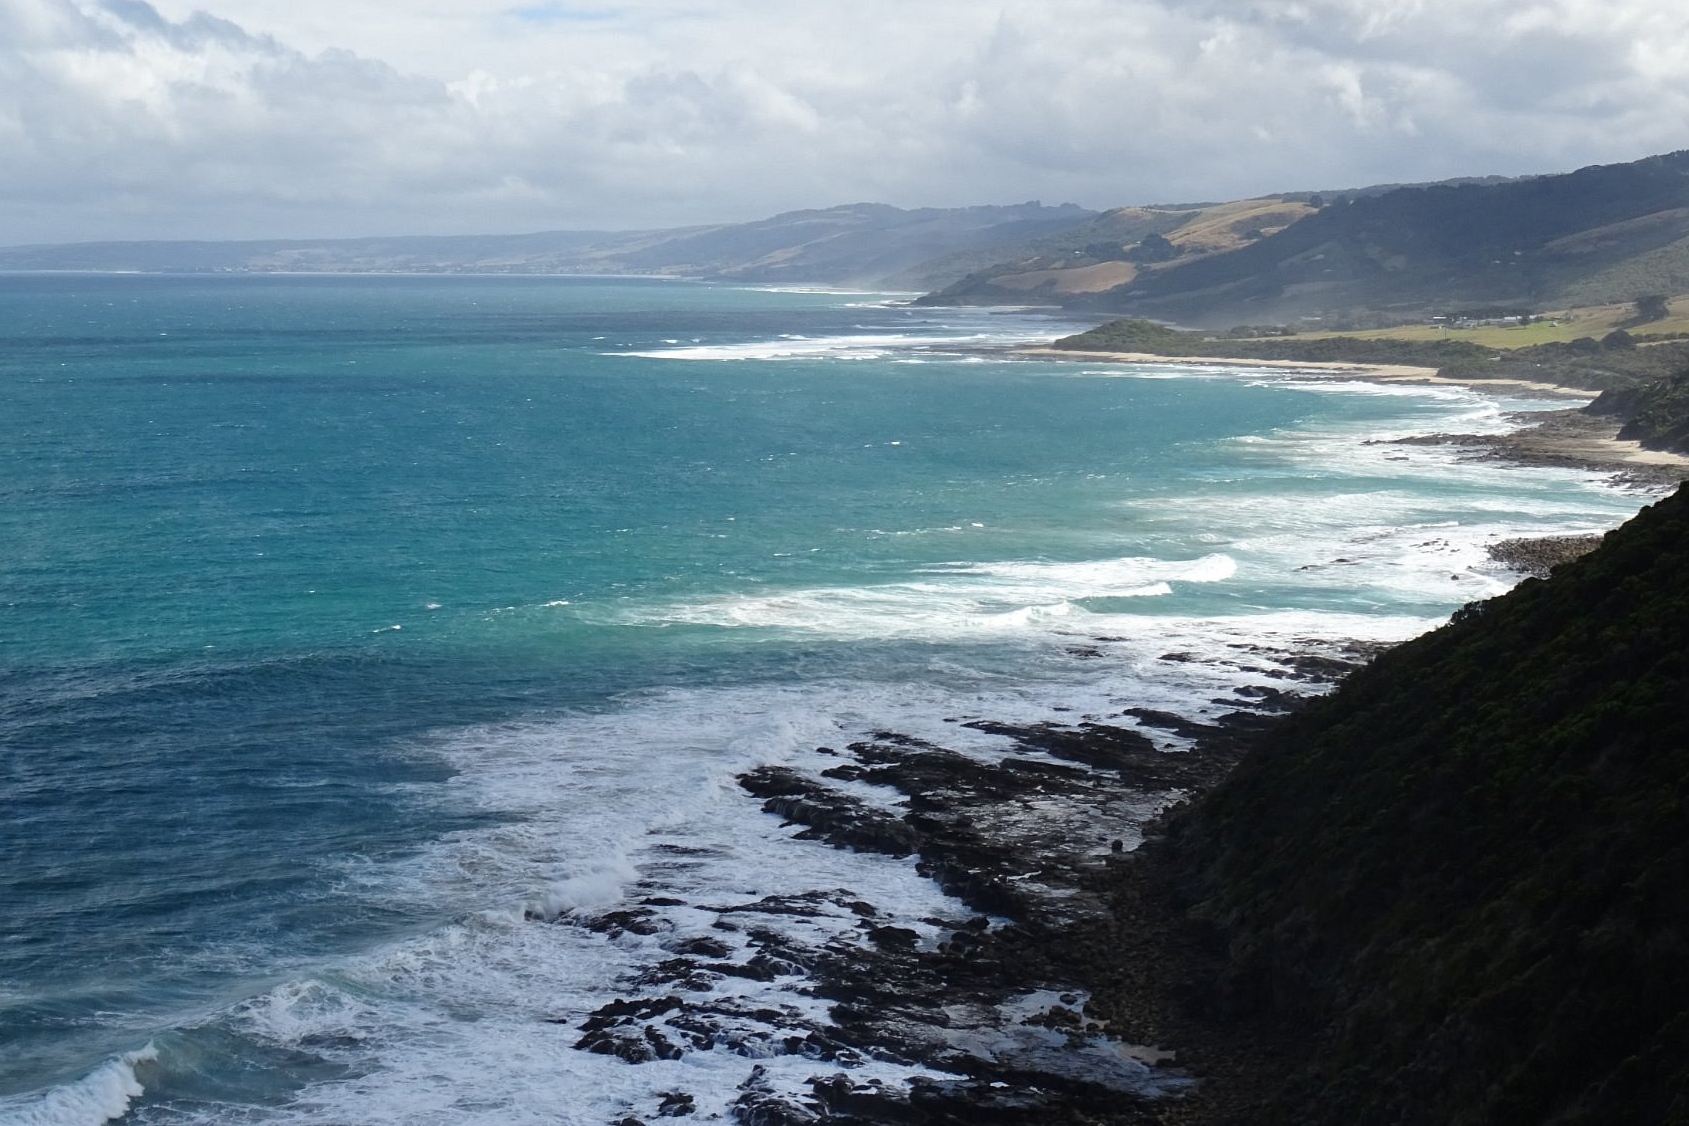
[
  {"left": 624, "top": 309, "right": 1069, "bottom": 362},
  {"left": 625, "top": 331, "right": 995, "bottom": 362},
  {"left": 0, "top": 1045, "right": 157, "bottom": 1126},
  {"left": 593, "top": 553, "right": 1246, "bottom": 642},
  {"left": 138, "top": 616, "right": 1419, "bottom": 1125},
  {"left": 204, "top": 681, "right": 1026, "bottom": 1124}
]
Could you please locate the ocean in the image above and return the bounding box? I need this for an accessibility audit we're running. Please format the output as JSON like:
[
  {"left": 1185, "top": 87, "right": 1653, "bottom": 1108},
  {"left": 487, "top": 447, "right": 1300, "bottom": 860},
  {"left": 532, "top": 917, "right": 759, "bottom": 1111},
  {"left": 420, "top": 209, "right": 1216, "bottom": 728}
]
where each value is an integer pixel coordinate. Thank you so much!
[{"left": 0, "top": 274, "right": 1655, "bottom": 1124}]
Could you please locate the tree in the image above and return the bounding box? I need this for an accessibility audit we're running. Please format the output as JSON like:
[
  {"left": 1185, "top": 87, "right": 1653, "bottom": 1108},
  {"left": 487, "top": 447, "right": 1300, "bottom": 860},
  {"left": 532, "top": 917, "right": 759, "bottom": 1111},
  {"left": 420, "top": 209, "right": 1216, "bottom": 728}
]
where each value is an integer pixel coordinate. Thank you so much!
[
  {"left": 1126, "top": 233, "right": 1178, "bottom": 263},
  {"left": 1633, "top": 294, "right": 1670, "bottom": 324}
]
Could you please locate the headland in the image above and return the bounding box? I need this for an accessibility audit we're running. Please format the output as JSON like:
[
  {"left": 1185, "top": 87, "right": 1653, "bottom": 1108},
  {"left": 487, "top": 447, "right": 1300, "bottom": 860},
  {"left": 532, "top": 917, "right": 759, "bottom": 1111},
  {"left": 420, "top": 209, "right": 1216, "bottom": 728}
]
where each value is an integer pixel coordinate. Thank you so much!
[{"left": 1018, "top": 345, "right": 1689, "bottom": 483}]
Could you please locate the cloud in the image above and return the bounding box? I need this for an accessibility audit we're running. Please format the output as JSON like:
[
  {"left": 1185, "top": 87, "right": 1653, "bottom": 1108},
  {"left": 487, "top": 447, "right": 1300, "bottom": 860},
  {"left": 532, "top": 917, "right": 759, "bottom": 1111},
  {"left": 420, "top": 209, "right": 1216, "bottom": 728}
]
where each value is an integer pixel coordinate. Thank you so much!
[
  {"left": 1, "top": 0, "right": 1686, "bottom": 243},
  {"left": 504, "top": 3, "right": 624, "bottom": 24}
]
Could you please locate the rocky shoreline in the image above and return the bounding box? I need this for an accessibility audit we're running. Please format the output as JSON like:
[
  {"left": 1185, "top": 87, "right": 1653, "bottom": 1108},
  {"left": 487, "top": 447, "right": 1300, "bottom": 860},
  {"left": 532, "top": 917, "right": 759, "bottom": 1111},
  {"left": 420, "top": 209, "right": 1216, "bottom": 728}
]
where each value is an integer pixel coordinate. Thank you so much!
[
  {"left": 1017, "top": 348, "right": 1689, "bottom": 485},
  {"left": 559, "top": 646, "right": 1379, "bottom": 1125},
  {"left": 545, "top": 384, "right": 1681, "bottom": 1125},
  {"left": 1386, "top": 407, "right": 1689, "bottom": 488},
  {"left": 1486, "top": 533, "right": 1604, "bottom": 578}
]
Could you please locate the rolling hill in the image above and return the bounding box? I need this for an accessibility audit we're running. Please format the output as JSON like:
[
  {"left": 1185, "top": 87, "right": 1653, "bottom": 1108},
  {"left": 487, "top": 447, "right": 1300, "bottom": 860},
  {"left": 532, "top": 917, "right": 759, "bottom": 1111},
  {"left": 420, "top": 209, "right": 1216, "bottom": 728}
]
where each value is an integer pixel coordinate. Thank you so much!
[
  {"left": 925, "top": 152, "right": 1689, "bottom": 328},
  {"left": 0, "top": 202, "right": 1097, "bottom": 291}
]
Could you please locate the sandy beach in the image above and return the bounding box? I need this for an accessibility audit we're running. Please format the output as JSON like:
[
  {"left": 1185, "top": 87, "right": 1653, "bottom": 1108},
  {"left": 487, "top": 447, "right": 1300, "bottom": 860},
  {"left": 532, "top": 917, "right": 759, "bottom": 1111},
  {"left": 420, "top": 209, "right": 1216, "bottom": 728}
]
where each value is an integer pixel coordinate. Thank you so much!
[{"left": 1020, "top": 346, "right": 1689, "bottom": 476}]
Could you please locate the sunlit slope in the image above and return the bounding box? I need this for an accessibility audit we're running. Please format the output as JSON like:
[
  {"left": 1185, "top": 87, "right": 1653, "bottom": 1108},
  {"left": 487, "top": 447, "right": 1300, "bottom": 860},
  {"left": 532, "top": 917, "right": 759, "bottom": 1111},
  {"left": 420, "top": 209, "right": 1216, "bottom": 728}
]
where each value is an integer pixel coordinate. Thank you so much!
[{"left": 928, "top": 151, "right": 1689, "bottom": 327}]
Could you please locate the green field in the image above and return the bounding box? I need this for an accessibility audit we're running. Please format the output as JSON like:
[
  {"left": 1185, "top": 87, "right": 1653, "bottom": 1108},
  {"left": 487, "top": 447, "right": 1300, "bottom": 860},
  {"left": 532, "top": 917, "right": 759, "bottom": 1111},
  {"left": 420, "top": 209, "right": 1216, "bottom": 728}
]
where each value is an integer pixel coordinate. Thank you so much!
[{"left": 1270, "top": 296, "right": 1689, "bottom": 349}]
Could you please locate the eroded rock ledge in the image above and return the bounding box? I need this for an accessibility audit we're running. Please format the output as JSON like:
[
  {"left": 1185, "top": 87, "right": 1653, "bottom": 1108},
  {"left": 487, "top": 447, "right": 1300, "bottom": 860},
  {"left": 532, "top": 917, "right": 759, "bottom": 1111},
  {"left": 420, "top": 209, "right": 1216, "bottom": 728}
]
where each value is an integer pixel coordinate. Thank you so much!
[{"left": 555, "top": 646, "right": 1374, "bottom": 1125}]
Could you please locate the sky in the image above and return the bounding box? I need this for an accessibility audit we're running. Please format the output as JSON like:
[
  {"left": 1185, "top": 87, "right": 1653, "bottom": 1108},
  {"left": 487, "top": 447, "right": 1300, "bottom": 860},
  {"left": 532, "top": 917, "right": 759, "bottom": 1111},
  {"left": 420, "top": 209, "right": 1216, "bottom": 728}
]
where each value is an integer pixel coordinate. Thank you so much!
[{"left": 3, "top": 0, "right": 1689, "bottom": 244}]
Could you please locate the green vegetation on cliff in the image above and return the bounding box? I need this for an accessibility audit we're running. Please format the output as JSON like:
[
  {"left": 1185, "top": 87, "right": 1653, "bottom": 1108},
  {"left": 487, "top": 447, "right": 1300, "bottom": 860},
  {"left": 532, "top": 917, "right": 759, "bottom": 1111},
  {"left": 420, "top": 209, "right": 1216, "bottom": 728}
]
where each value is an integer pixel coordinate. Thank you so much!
[
  {"left": 1052, "top": 318, "right": 1492, "bottom": 368},
  {"left": 1439, "top": 334, "right": 1689, "bottom": 392},
  {"left": 1590, "top": 370, "right": 1689, "bottom": 453},
  {"left": 1056, "top": 319, "right": 1689, "bottom": 421},
  {"left": 1161, "top": 485, "right": 1689, "bottom": 1124}
]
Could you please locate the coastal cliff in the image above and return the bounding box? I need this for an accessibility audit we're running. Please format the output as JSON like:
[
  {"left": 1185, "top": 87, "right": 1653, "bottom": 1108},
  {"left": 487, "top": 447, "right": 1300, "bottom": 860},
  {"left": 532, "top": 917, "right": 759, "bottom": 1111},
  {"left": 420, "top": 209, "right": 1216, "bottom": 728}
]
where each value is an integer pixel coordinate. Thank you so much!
[
  {"left": 676, "top": 487, "right": 1689, "bottom": 1125},
  {"left": 1154, "top": 483, "right": 1689, "bottom": 1124}
]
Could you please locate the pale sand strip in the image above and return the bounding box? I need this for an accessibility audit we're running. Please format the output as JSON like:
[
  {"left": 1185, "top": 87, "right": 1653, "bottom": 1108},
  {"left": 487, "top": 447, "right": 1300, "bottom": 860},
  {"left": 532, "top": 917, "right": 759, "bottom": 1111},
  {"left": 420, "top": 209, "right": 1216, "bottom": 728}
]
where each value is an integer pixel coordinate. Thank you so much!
[{"left": 1018, "top": 347, "right": 1689, "bottom": 471}]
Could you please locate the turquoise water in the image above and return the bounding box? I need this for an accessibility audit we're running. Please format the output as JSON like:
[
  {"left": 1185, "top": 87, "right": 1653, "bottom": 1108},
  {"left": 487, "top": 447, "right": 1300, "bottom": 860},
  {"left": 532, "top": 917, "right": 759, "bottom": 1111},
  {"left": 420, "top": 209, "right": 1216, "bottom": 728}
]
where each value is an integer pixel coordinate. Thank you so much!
[{"left": 0, "top": 275, "right": 1650, "bottom": 1124}]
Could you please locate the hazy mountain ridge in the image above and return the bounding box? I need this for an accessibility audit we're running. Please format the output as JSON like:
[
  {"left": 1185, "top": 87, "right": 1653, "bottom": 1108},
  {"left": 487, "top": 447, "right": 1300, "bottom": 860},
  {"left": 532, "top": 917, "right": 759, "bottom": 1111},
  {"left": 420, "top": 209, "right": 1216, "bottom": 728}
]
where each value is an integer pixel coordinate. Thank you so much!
[
  {"left": 0, "top": 202, "right": 1097, "bottom": 290},
  {"left": 14, "top": 153, "right": 1689, "bottom": 322}
]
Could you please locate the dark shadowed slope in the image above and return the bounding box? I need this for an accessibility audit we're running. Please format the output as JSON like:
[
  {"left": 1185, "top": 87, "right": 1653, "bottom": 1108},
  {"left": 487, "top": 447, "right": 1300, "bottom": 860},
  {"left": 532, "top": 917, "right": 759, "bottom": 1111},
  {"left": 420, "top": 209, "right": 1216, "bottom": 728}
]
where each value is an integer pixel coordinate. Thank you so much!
[{"left": 1160, "top": 483, "right": 1689, "bottom": 1125}]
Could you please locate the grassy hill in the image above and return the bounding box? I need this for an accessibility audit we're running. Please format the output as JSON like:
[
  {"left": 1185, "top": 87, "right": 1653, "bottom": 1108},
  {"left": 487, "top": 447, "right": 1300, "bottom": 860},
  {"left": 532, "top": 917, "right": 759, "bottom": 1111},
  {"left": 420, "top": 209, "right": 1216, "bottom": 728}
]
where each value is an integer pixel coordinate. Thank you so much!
[
  {"left": 914, "top": 196, "right": 1317, "bottom": 305},
  {"left": 927, "top": 151, "right": 1689, "bottom": 327},
  {"left": 1157, "top": 483, "right": 1689, "bottom": 1124}
]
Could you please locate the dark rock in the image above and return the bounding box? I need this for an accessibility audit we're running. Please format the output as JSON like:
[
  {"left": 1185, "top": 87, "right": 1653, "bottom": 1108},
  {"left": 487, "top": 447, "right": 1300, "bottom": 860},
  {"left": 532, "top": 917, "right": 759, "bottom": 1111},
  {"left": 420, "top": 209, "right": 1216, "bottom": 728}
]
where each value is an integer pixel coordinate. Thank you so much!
[
  {"left": 739, "top": 766, "right": 922, "bottom": 856},
  {"left": 1229, "top": 685, "right": 1303, "bottom": 711},
  {"left": 673, "top": 936, "right": 734, "bottom": 959},
  {"left": 656, "top": 1092, "right": 696, "bottom": 1117},
  {"left": 1487, "top": 533, "right": 1603, "bottom": 578},
  {"left": 567, "top": 639, "right": 1384, "bottom": 1121},
  {"left": 712, "top": 892, "right": 842, "bottom": 918},
  {"left": 806, "top": 1075, "right": 922, "bottom": 1122},
  {"left": 1119, "top": 708, "right": 1223, "bottom": 741},
  {"left": 582, "top": 996, "right": 685, "bottom": 1024},
  {"left": 644, "top": 1027, "right": 685, "bottom": 1061},
  {"left": 576, "top": 1027, "right": 660, "bottom": 1063},
  {"left": 584, "top": 907, "right": 666, "bottom": 938},
  {"left": 962, "top": 720, "right": 1161, "bottom": 775},
  {"left": 867, "top": 925, "right": 920, "bottom": 950},
  {"left": 734, "top": 1067, "right": 821, "bottom": 1126},
  {"left": 632, "top": 958, "right": 720, "bottom": 992}
]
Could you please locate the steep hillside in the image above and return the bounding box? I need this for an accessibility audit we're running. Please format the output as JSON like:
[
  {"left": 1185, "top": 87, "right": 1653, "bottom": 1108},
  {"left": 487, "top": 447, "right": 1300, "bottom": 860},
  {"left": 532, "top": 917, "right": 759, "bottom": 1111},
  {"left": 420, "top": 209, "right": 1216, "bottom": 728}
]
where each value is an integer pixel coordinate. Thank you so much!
[
  {"left": 926, "top": 152, "right": 1689, "bottom": 327},
  {"left": 597, "top": 202, "right": 1096, "bottom": 287},
  {"left": 0, "top": 203, "right": 1096, "bottom": 290},
  {"left": 1158, "top": 484, "right": 1689, "bottom": 1124},
  {"left": 915, "top": 197, "right": 1316, "bottom": 305},
  {"left": 1589, "top": 368, "right": 1689, "bottom": 453},
  {"left": 1112, "top": 151, "right": 1689, "bottom": 324}
]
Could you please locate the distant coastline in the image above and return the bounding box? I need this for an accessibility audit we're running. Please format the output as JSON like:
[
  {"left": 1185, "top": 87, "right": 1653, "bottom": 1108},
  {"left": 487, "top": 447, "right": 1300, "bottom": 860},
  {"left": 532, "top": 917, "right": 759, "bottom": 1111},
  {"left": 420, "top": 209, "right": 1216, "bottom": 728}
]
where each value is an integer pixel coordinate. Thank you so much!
[
  {"left": 1017, "top": 344, "right": 1571, "bottom": 394},
  {"left": 1017, "top": 345, "right": 1689, "bottom": 481}
]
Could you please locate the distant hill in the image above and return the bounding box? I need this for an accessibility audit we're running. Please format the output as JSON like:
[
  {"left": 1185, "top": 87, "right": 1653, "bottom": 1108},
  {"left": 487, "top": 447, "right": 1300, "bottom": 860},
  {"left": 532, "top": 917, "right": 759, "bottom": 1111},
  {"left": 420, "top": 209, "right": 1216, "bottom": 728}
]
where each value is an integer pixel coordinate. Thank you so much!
[
  {"left": 0, "top": 202, "right": 1097, "bottom": 291},
  {"left": 24, "top": 151, "right": 1689, "bottom": 317},
  {"left": 925, "top": 152, "right": 1689, "bottom": 327},
  {"left": 1159, "top": 481, "right": 1689, "bottom": 1124},
  {"left": 915, "top": 196, "right": 1320, "bottom": 306}
]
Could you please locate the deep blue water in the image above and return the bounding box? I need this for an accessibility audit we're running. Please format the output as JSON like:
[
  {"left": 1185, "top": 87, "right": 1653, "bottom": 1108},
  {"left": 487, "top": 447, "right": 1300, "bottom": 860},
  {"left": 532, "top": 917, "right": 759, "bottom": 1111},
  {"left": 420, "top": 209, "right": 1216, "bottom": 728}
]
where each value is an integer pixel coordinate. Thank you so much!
[{"left": 0, "top": 275, "right": 1651, "bottom": 1124}]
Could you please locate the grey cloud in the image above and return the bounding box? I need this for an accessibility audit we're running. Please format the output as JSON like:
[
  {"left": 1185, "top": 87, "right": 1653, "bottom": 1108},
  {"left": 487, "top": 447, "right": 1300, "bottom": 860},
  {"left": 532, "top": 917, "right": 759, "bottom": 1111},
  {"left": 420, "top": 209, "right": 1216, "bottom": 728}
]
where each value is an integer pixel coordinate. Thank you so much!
[{"left": 1, "top": 0, "right": 1685, "bottom": 243}]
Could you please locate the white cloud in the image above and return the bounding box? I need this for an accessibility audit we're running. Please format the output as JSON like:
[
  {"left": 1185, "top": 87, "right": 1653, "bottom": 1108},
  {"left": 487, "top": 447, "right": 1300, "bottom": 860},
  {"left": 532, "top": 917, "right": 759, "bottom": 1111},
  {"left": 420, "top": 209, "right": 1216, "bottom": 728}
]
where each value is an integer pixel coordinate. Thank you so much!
[{"left": 1, "top": 0, "right": 1686, "bottom": 243}]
